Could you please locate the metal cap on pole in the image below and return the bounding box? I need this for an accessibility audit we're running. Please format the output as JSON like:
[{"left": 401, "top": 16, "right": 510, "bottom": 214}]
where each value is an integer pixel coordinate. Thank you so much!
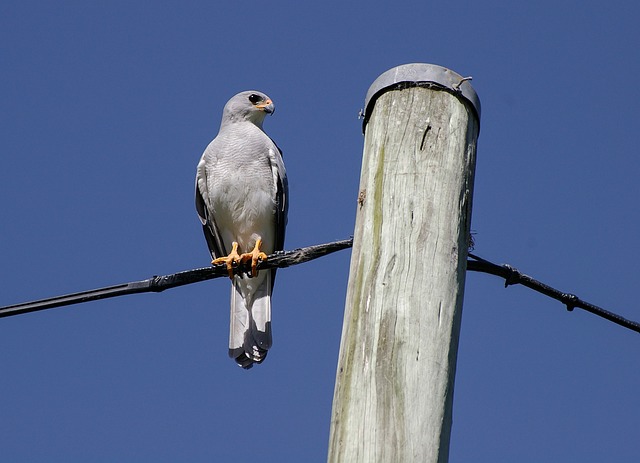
[
  {"left": 329, "top": 63, "right": 480, "bottom": 463},
  {"left": 361, "top": 62, "right": 481, "bottom": 133}
]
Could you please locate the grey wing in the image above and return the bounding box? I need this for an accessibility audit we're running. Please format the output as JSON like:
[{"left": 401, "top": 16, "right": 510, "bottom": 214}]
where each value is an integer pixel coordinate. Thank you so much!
[
  {"left": 195, "top": 159, "right": 227, "bottom": 259},
  {"left": 270, "top": 141, "right": 289, "bottom": 289}
]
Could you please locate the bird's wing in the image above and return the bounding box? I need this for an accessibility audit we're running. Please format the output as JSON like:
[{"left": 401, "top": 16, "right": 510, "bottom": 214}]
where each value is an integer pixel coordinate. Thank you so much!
[
  {"left": 268, "top": 141, "right": 289, "bottom": 289},
  {"left": 195, "top": 156, "right": 227, "bottom": 259}
]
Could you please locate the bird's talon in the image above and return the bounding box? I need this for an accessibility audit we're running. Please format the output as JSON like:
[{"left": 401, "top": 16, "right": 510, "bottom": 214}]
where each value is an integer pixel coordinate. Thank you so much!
[
  {"left": 238, "top": 239, "right": 269, "bottom": 278},
  {"left": 212, "top": 242, "right": 242, "bottom": 279}
]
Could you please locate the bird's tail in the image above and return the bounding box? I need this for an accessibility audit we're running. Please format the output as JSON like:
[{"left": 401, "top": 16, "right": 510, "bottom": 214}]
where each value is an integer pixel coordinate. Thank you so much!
[{"left": 228, "top": 271, "right": 272, "bottom": 369}]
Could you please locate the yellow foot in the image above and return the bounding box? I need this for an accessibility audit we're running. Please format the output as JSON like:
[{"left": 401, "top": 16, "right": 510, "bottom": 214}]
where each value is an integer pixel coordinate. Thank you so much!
[
  {"left": 212, "top": 242, "right": 241, "bottom": 279},
  {"left": 239, "top": 238, "right": 268, "bottom": 278}
]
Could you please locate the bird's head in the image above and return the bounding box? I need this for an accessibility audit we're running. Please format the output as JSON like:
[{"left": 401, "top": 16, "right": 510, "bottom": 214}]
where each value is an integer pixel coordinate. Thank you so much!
[{"left": 222, "top": 90, "right": 275, "bottom": 128}]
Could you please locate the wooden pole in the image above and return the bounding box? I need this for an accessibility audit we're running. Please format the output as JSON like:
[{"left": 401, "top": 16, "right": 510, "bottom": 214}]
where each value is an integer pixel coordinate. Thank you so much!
[{"left": 328, "top": 64, "right": 480, "bottom": 463}]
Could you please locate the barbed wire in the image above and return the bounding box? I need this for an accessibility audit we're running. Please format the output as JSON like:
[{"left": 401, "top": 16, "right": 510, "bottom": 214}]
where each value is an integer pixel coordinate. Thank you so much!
[{"left": 1, "top": 238, "right": 638, "bottom": 334}]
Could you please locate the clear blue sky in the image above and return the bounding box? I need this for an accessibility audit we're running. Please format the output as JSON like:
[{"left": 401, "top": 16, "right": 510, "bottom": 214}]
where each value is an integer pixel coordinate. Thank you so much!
[{"left": 1, "top": 1, "right": 638, "bottom": 461}]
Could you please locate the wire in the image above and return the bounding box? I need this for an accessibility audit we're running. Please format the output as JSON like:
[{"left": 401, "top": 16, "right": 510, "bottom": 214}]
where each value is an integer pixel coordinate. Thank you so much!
[
  {"left": 1, "top": 238, "right": 638, "bottom": 335},
  {"left": 0, "top": 239, "right": 353, "bottom": 319},
  {"left": 467, "top": 253, "right": 640, "bottom": 334}
]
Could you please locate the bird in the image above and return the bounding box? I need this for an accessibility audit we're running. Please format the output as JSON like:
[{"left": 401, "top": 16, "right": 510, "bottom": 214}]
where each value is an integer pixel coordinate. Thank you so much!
[{"left": 195, "top": 91, "right": 288, "bottom": 369}]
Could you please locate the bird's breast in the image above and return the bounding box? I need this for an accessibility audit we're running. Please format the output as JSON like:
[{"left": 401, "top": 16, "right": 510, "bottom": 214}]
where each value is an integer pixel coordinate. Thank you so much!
[{"left": 208, "top": 158, "right": 276, "bottom": 250}]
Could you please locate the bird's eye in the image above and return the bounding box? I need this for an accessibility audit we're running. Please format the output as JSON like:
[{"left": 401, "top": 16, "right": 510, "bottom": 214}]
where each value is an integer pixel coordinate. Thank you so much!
[{"left": 248, "top": 93, "right": 262, "bottom": 104}]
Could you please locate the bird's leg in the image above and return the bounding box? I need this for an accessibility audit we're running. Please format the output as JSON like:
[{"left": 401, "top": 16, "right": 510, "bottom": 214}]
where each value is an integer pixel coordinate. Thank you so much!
[
  {"left": 212, "top": 241, "right": 242, "bottom": 279},
  {"left": 239, "top": 238, "right": 268, "bottom": 278}
]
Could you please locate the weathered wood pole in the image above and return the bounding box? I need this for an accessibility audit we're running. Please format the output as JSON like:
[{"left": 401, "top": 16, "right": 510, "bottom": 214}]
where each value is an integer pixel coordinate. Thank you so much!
[{"left": 328, "top": 64, "right": 481, "bottom": 463}]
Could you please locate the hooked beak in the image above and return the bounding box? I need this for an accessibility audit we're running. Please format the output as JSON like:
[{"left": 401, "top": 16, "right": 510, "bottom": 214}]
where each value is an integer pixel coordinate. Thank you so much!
[{"left": 256, "top": 99, "right": 275, "bottom": 115}]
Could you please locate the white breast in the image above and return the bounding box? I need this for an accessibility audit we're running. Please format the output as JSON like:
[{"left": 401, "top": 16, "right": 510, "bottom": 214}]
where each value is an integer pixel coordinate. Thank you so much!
[{"left": 207, "top": 138, "right": 278, "bottom": 255}]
